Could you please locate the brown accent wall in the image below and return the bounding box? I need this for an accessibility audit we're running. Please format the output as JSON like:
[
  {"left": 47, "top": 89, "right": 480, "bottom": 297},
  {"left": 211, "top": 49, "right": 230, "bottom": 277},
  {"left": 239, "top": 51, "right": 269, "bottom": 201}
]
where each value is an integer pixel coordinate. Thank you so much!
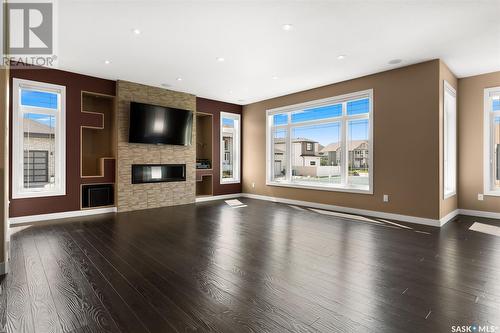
[
  {"left": 458, "top": 71, "right": 500, "bottom": 213},
  {"left": 242, "top": 60, "right": 441, "bottom": 219},
  {"left": 439, "top": 60, "right": 459, "bottom": 218},
  {"left": 0, "top": 67, "right": 8, "bottom": 267},
  {"left": 9, "top": 66, "right": 116, "bottom": 217},
  {"left": 196, "top": 97, "right": 242, "bottom": 195},
  {"left": 116, "top": 81, "right": 196, "bottom": 211}
]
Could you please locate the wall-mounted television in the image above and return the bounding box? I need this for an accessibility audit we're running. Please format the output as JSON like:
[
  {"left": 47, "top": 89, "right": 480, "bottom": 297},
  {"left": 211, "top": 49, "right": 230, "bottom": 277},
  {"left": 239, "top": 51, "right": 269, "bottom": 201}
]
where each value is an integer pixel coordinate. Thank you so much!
[{"left": 128, "top": 102, "right": 193, "bottom": 145}]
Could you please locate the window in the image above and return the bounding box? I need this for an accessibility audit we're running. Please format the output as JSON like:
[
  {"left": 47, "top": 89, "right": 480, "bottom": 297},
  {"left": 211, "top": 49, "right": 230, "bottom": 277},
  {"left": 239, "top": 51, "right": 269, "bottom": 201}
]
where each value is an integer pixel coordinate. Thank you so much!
[
  {"left": 443, "top": 81, "right": 457, "bottom": 198},
  {"left": 267, "top": 89, "right": 373, "bottom": 193},
  {"left": 484, "top": 87, "right": 500, "bottom": 196},
  {"left": 12, "top": 79, "right": 66, "bottom": 198},
  {"left": 220, "top": 112, "right": 241, "bottom": 184}
]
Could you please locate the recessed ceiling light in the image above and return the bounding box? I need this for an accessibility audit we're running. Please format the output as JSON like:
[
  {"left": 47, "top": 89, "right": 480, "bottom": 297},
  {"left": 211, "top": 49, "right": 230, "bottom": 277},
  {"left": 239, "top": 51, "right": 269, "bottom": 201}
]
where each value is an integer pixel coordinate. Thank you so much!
[
  {"left": 132, "top": 28, "right": 141, "bottom": 35},
  {"left": 272, "top": 76, "right": 279, "bottom": 80},
  {"left": 337, "top": 55, "right": 346, "bottom": 60},
  {"left": 216, "top": 57, "right": 225, "bottom": 62},
  {"left": 229, "top": 90, "right": 233, "bottom": 94},
  {"left": 388, "top": 59, "right": 402, "bottom": 65},
  {"left": 282, "top": 24, "right": 293, "bottom": 31},
  {"left": 104, "top": 60, "right": 111, "bottom": 64},
  {"left": 176, "top": 77, "right": 182, "bottom": 81}
]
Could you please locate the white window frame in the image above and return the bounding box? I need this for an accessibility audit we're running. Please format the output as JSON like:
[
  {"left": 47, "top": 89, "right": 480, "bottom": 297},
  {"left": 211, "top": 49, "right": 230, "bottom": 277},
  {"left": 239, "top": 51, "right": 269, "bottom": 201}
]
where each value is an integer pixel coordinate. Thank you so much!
[
  {"left": 12, "top": 78, "right": 66, "bottom": 199},
  {"left": 443, "top": 80, "right": 457, "bottom": 199},
  {"left": 220, "top": 112, "right": 241, "bottom": 184},
  {"left": 266, "top": 89, "right": 373, "bottom": 194},
  {"left": 484, "top": 86, "right": 500, "bottom": 196}
]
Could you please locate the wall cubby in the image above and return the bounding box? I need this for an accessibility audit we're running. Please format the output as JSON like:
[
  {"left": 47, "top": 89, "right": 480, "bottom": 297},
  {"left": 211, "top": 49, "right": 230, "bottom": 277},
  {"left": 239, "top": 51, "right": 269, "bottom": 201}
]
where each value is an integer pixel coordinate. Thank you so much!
[
  {"left": 196, "top": 112, "right": 213, "bottom": 197},
  {"left": 196, "top": 175, "right": 213, "bottom": 197},
  {"left": 196, "top": 113, "right": 213, "bottom": 165},
  {"left": 81, "top": 92, "right": 116, "bottom": 178}
]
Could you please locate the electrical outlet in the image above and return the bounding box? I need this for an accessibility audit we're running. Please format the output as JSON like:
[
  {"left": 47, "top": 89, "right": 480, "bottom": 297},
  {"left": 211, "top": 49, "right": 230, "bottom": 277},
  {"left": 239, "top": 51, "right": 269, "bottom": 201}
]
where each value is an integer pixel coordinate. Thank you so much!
[
  {"left": 383, "top": 194, "right": 389, "bottom": 203},
  {"left": 478, "top": 194, "right": 484, "bottom": 201},
  {"left": 251, "top": 182, "right": 255, "bottom": 188}
]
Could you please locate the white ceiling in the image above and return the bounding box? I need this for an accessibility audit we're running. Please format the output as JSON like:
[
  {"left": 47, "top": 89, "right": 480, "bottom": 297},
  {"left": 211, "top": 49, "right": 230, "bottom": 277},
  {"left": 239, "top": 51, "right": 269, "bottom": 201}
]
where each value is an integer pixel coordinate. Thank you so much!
[{"left": 57, "top": 0, "right": 500, "bottom": 105}]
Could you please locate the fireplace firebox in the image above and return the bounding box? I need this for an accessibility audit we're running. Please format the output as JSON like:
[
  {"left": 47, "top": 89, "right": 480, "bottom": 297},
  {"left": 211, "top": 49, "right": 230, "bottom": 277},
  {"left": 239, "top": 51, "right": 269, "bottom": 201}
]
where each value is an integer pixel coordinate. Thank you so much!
[{"left": 132, "top": 164, "right": 186, "bottom": 184}]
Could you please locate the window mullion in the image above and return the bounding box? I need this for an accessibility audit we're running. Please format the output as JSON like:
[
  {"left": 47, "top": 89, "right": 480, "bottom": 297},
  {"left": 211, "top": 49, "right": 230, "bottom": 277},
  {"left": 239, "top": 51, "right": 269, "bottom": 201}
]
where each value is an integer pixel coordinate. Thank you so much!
[
  {"left": 341, "top": 102, "right": 348, "bottom": 186},
  {"left": 491, "top": 111, "right": 496, "bottom": 190},
  {"left": 286, "top": 123, "right": 292, "bottom": 183}
]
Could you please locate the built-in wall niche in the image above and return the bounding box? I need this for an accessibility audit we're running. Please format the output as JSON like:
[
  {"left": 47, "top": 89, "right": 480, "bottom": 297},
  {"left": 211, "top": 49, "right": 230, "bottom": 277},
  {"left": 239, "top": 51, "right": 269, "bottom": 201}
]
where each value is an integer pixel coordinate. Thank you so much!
[
  {"left": 81, "top": 92, "right": 116, "bottom": 177},
  {"left": 196, "top": 174, "right": 212, "bottom": 196},
  {"left": 81, "top": 184, "right": 114, "bottom": 209},
  {"left": 196, "top": 112, "right": 213, "bottom": 168}
]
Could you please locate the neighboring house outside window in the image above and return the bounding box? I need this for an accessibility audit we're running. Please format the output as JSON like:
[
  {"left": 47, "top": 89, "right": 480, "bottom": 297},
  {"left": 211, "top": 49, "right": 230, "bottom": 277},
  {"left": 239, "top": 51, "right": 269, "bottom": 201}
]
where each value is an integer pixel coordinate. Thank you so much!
[{"left": 12, "top": 78, "right": 66, "bottom": 198}]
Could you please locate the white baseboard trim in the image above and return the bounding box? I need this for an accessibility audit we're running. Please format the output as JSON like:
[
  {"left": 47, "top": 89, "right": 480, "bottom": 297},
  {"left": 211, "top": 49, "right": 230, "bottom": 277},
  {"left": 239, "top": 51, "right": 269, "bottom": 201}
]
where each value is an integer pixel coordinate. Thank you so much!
[
  {"left": 459, "top": 209, "right": 500, "bottom": 220},
  {"left": 195, "top": 193, "right": 243, "bottom": 203},
  {"left": 242, "top": 193, "right": 445, "bottom": 227},
  {"left": 9, "top": 195, "right": 500, "bottom": 229},
  {"left": 440, "top": 209, "right": 460, "bottom": 226},
  {"left": 9, "top": 207, "right": 118, "bottom": 225}
]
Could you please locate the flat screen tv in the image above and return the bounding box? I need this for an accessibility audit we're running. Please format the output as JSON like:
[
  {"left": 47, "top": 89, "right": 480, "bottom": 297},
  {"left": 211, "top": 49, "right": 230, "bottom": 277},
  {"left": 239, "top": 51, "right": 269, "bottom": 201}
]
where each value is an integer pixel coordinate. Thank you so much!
[{"left": 128, "top": 102, "right": 193, "bottom": 145}]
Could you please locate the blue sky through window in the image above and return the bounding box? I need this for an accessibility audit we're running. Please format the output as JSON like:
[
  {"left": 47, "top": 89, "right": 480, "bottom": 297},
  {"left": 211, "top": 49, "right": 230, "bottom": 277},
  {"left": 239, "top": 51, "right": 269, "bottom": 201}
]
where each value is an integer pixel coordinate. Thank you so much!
[
  {"left": 347, "top": 98, "right": 369, "bottom": 116},
  {"left": 348, "top": 119, "right": 369, "bottom": 142},
  {"left": 24, "top": 113, "right": 55, "bottom": 128},
  {"left": 293, "top": 122, "right": 341, "bottom": 146},
  {"left": 272, "top": 99, "right": 369, "bottom": 146},
  {"left": 493, "top": 99, "right": 500, "bottom": 111},
  {"left": 222, "top": 118, "right": 234, "bottom": 127},
  {"left": 21, "top": 90, "right": 58, "bottom": 109},
  {"left": 273, "top": 114, "right": 288, "bottom": 125},
  {"left": 292, "top": 104, "right": 342, "bottom": 123}
]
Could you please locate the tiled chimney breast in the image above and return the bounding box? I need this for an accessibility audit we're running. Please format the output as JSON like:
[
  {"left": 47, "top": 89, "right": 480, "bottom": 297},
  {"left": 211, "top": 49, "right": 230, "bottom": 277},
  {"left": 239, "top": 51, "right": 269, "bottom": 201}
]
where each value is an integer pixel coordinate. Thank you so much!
[{"left": 116, "top": 80, "right": 196, "bottom": 212}]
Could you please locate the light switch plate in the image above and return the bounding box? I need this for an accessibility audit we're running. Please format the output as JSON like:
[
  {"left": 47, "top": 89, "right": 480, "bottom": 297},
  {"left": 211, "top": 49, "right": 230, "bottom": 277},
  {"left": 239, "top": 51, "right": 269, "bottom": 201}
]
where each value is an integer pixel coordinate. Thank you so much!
[
  {"left": 478, "top": 194, "right": 484, "bottom": 201},
  {"left": 383, "top": 194, "right": 389, "bottom": 202}
]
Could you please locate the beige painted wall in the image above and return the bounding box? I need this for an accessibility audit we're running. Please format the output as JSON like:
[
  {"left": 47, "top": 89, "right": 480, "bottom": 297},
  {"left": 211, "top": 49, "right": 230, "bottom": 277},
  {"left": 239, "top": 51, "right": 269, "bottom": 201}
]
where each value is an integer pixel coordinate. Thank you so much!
[
  {"left": 0, "top": 67, "right": 8, "bottom": 268},
  {"left": 116, "top": 81, "right": 196, "bottom": 212},
  {"left": 439, "top": 60, "right": 459, "bottom": 218},
  {"left": 458, "top": 71, "right": 500, "bottom": 213},
  {"left": 243, "top": 60, "right": 441, "bottom": 220}
]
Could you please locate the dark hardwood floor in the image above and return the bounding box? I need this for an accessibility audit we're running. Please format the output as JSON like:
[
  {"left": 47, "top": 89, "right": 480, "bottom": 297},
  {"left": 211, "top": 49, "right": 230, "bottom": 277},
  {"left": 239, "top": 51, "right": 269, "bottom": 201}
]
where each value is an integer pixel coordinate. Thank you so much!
[{"left": 1, "top": 197, "right": 500, "bottom": 332}]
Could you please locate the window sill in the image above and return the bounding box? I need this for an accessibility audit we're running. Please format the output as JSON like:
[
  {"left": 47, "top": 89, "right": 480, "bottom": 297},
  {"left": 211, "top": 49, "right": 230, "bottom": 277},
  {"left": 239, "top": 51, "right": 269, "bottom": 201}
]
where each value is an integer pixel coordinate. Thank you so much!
[
  {"left": 484, "top": 189, "right": 500, "bottom": 197},
  {"left": 443, "top": 191, "right": 457, "bottom": 199},
  {"left": 12, "top": 190, "right": 66, "bottom": 199},
  {"left": 221, "top": 179, "right": 240, "bottom": 185},
  {"left": 266, "top": 181, "right": 372, "bottom": 194}
]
